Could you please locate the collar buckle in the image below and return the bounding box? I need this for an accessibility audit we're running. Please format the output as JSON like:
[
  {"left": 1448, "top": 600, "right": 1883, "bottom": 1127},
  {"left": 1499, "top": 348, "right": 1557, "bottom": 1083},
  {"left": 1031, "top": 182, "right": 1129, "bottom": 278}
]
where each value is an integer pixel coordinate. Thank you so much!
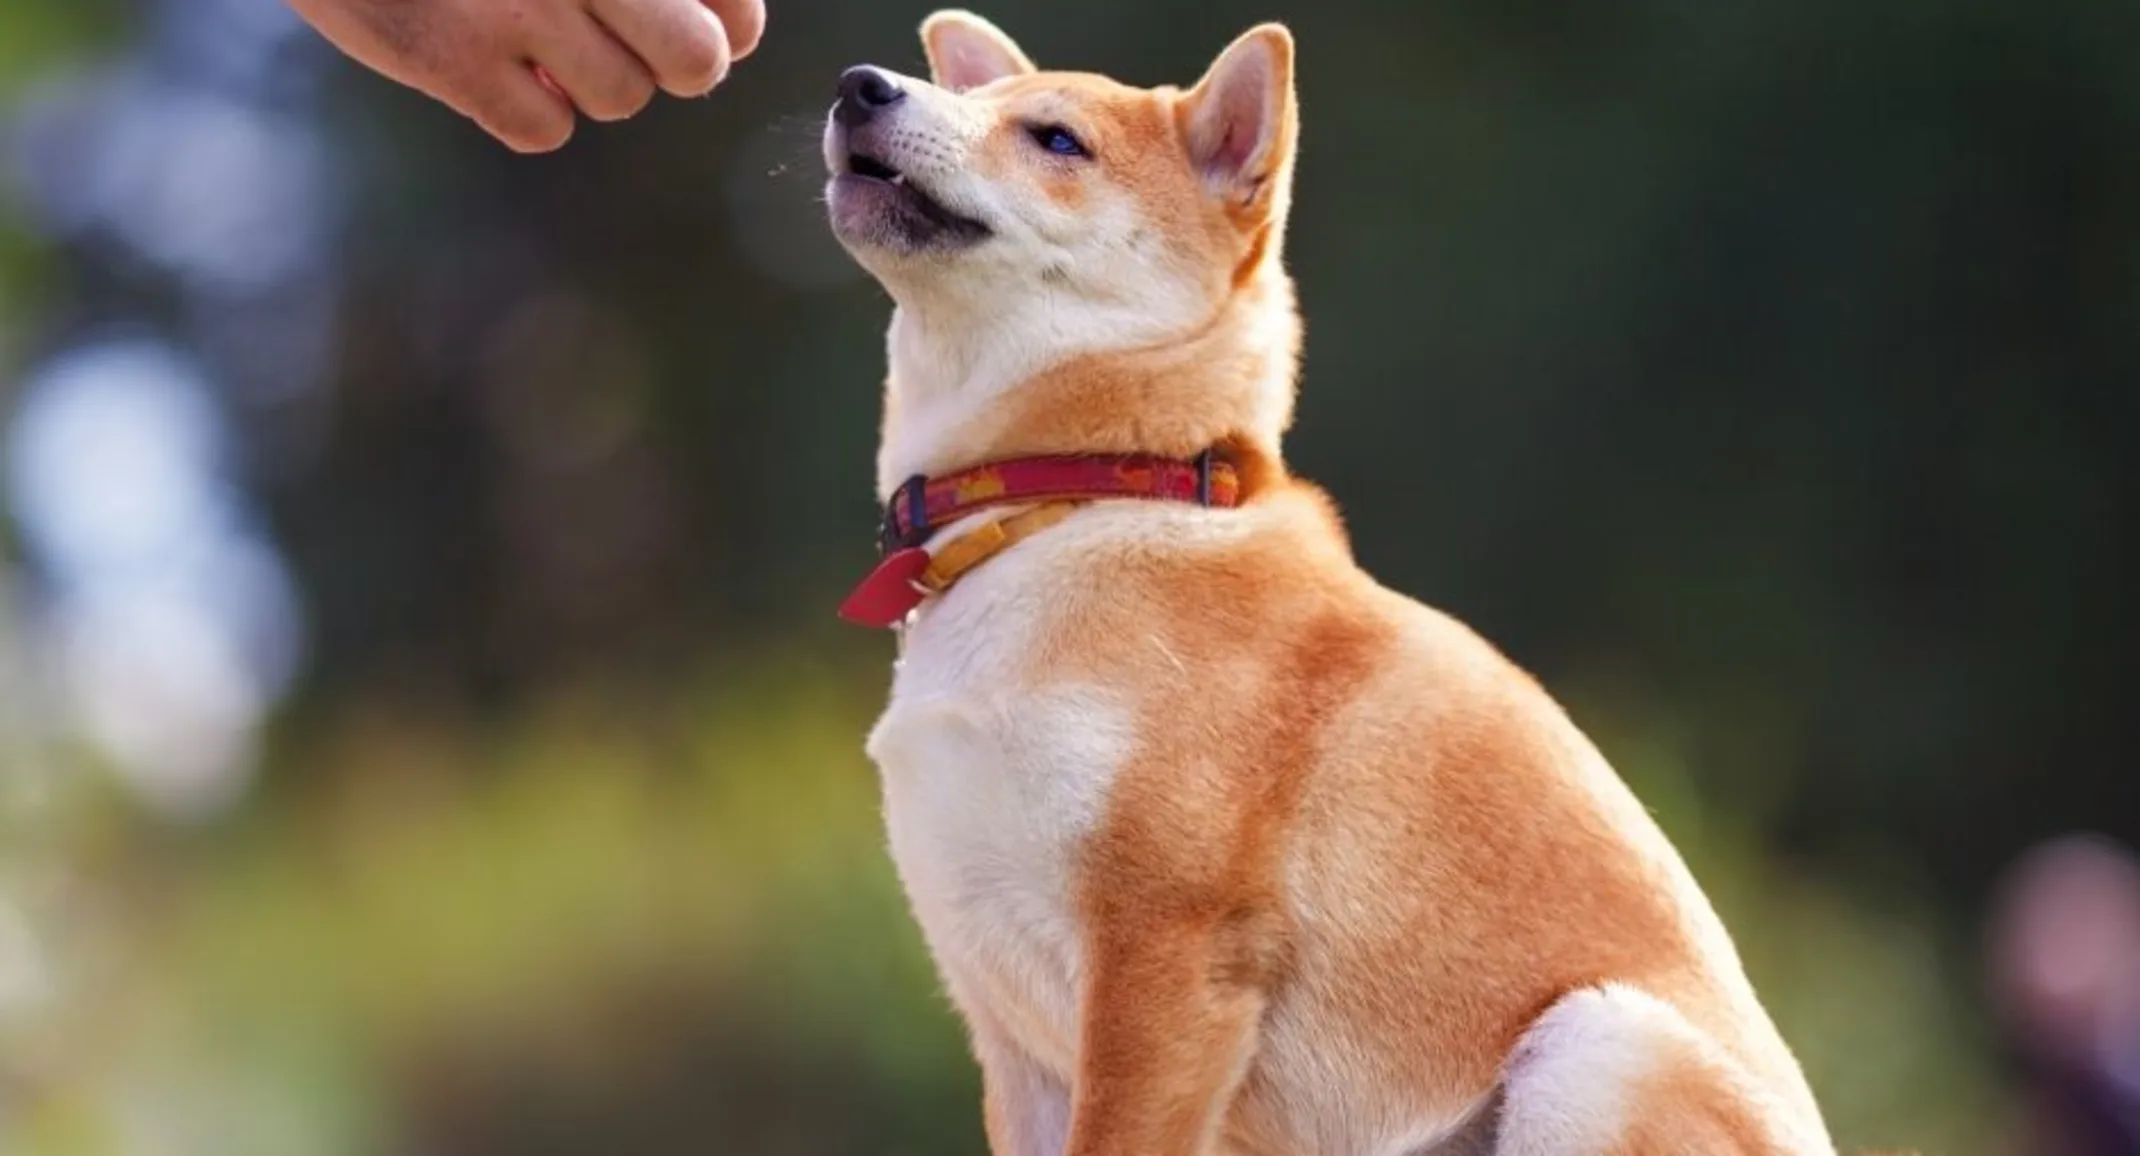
[{"left": 879, "top": 474, "right": 930, "bottom": 555}]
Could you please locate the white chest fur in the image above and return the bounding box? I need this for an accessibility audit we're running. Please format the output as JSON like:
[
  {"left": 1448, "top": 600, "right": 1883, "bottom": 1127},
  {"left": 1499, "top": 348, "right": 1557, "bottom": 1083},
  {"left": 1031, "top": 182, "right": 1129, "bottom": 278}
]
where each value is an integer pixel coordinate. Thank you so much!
[{"left": 862, "top": 523, "right": 1138, "bottom": 1077}]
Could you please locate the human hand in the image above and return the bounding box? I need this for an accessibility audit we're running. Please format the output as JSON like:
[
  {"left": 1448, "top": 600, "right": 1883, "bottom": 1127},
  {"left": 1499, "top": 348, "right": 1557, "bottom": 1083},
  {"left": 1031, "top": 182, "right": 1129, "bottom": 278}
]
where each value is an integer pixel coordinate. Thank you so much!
[{"left": 287, "top": 0, "right": 766, "bottom": 152}]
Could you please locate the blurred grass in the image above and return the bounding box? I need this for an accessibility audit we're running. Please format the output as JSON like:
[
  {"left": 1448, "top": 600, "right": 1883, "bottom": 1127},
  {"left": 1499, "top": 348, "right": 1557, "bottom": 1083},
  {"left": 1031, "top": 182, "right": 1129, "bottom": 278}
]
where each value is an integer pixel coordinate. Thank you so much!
[
  {"left": 0, "top": 2, "right": 119, "bottom": 102},
  {"left": 0, "top": 1, "right": 123, "bottom": 359},
  {"left": 3, "top": 656, "right": 2003, "bottom": 1156}
]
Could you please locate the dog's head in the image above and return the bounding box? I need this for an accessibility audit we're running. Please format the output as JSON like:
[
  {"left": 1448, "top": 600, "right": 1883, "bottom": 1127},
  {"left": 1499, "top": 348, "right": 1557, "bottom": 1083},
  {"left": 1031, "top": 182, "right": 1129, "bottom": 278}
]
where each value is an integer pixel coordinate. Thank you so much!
[
  {"left": 823, "top": 10, "right": 1297, "bottom": 325},
  {"left": 823, "top": 12, "right": 1303, "bottom": 491}
]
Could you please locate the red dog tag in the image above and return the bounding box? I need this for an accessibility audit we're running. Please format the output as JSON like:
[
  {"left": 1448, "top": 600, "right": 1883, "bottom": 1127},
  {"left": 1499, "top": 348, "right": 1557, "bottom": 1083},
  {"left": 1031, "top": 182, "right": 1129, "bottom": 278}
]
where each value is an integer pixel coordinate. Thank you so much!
[{"left": 838, "top": 547, "right": 932, "bottom": 628}]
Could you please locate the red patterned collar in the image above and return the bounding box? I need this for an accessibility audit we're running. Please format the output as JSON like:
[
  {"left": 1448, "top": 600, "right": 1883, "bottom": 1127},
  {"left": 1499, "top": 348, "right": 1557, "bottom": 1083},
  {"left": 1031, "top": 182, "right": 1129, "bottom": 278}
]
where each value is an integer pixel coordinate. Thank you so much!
[{"left": 839, "top": 451, "right": 1241, "bottom": 628}]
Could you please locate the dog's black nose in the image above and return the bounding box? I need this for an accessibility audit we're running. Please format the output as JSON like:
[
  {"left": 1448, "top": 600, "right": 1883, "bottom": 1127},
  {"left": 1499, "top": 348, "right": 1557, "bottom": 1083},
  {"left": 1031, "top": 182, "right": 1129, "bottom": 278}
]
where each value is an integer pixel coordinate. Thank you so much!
[{"left": 835, "top": 66, "right": 906, "bottom": 127}]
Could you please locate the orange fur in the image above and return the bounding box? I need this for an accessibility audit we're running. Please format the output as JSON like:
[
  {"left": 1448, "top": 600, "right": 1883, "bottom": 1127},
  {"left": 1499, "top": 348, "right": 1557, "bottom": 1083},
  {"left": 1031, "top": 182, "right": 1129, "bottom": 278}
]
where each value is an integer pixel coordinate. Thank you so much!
[{"left": 826, "top": 11, "right": 1840, "bottom": 1154}]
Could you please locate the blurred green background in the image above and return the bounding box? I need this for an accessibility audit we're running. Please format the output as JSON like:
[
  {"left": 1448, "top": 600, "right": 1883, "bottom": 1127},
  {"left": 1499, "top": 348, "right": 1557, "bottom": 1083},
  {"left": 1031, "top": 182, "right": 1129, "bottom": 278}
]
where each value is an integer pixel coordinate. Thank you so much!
[{"left": 2, "top": 0, "right": 2136, "bottom": 1153}]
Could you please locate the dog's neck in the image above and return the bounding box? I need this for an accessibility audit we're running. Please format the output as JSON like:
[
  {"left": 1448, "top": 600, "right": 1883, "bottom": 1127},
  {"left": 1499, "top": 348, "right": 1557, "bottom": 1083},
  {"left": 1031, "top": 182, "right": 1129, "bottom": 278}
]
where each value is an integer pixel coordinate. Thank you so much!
[{"left": 873, "top": 271, "right": 1303, "bottom": 502}]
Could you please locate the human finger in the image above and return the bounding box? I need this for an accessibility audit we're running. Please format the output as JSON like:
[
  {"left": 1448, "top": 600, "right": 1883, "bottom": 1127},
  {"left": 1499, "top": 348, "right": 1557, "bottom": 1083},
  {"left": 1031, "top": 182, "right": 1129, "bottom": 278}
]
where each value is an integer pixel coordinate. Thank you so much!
[
  {"left": 701, "top": 0, "right": 765, "bottom": 61},
  {"left": 529, "top": 10, "right": 658, "bottom": 121},
  {"left": 589, "top": 0, "right": 733, "bottom": 97},
  {"left": 463, "top": 62, "right": 579, "bottom": 152}
]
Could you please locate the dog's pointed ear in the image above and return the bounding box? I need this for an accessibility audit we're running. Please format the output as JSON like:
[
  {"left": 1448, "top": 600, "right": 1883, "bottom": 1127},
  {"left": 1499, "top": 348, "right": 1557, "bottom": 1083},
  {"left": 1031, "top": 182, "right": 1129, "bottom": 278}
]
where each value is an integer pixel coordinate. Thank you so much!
[
  {"left": 1180, "top": 24, "right": 1298, "bottom": 215},
  {"left": 921, "top": 10, "right": 1037, "bottom": 93}
]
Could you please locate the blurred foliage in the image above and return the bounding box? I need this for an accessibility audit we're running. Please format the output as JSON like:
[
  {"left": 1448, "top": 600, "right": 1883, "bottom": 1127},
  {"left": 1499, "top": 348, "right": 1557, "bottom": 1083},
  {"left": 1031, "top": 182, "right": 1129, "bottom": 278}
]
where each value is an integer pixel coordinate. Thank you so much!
[
  {"left": 7, "top": 662, "right": 983, "bottom": 1156},
  {"left": 0, "top": 1, "right": 120, "bottom": 100},
  {"left": 5, "top": 0, "right": 2137, "bottom": 1151},
  {"left": 0, "top": 1, "right": 119, "bottom": 316}
]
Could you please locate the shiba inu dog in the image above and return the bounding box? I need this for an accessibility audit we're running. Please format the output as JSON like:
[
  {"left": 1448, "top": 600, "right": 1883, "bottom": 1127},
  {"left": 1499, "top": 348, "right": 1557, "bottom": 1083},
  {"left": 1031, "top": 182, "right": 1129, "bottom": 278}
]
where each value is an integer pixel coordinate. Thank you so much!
[{"left": 821, "top": 11, "right": 1839, "bottom": 1154}]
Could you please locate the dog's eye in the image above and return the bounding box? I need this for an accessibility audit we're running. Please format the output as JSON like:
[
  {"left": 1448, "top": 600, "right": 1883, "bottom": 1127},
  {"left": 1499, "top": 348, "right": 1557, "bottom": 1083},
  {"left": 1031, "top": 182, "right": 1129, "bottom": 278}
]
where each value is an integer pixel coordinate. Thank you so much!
[{"left": 1027, "top": 124, "right": 1090, "bottom": 158}]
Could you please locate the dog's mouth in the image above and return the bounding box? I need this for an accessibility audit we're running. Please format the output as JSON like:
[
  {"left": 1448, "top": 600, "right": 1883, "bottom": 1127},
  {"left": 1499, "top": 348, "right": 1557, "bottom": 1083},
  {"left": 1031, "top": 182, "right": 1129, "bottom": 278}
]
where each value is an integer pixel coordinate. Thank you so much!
[
  {"left": 848, "top": 153, "right": 903, "bottom": 184},
  {"left": 833, "top": 147, "right": 992, "bottom": 244}
]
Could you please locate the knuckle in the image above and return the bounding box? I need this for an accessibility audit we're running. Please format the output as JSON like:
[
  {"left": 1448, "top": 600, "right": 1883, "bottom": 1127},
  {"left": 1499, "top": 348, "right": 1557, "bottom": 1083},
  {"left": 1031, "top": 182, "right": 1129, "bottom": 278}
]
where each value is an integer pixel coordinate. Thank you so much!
[
  {"left": 500, "top": 107, "right": 574, "bottom": 152},
  {"left": 530, "top": 116, "right": 575, "bottom": 151},
  {"left": 661, "top": 32, "right": 728, "bottom": 94},
  {"left": 710, "top": 0, "right": 765, "bottom": 58},
  {"left": 586, "top": 75, "right": 655, "bottom": 121}
]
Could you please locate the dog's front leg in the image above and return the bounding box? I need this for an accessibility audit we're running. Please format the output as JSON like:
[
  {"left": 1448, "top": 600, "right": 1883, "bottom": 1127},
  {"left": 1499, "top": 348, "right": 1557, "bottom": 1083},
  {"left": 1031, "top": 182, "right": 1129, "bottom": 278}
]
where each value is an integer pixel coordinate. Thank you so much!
[
  {"left": 973, "top": 1026, "right": 1071, "bottom": 1156},
  {"left": 1063, "top": 912, "right": 1276, "bottom": 1156}
]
